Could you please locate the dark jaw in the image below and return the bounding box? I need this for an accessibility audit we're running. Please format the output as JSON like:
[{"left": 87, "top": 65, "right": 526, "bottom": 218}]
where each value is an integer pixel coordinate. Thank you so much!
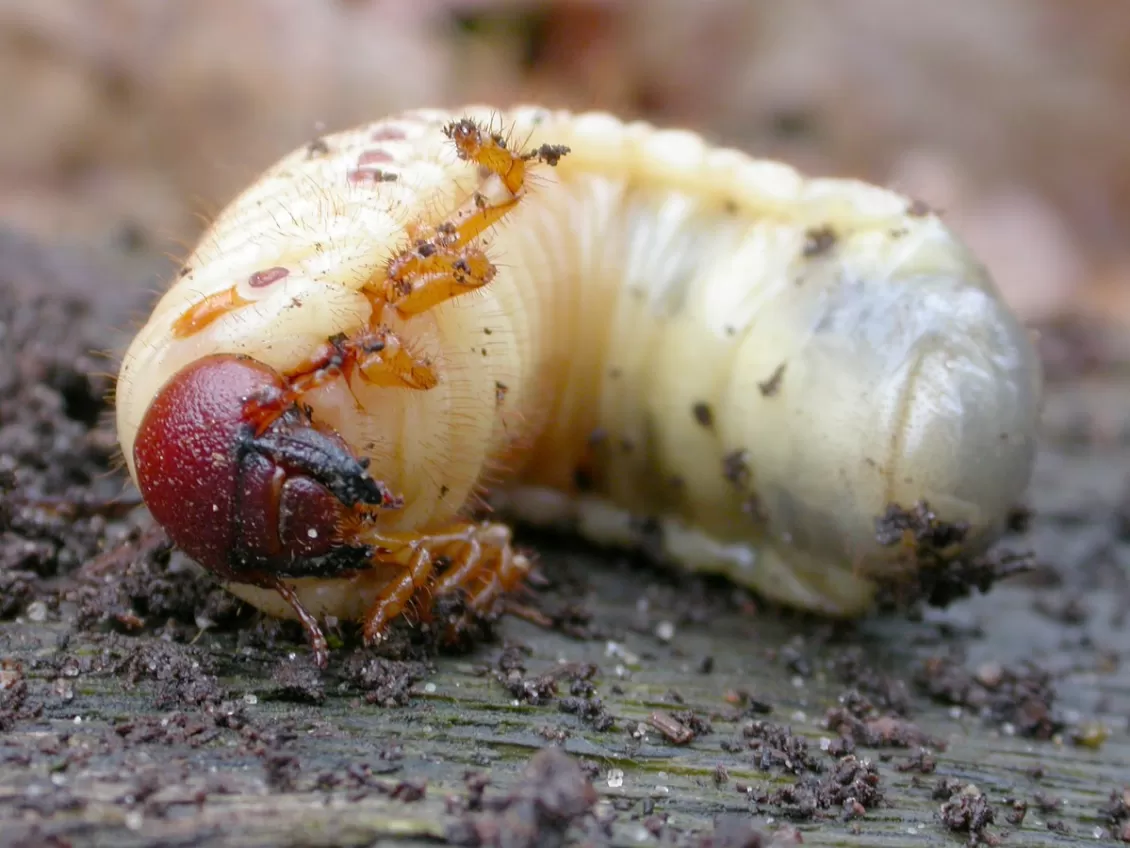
[{"left": 227, "top": 544, "right": 375, "bottom": 582}]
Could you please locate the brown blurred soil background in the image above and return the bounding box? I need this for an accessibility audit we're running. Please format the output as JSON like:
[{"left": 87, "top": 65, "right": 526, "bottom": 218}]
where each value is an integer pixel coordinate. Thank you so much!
[{"left": 4, "top": 0, "right": 1130, "bottom": 328}]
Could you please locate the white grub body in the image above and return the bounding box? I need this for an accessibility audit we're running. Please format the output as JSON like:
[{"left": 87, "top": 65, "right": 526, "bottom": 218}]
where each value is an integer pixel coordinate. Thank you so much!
[{"left": 116, "top": 106, "right": 1043, "bottom": 620}]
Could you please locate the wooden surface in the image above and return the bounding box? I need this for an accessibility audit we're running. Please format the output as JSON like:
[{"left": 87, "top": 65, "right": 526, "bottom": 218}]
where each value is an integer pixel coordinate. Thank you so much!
[{"left": 1, "top": 234, "right": 1129, "bottom": 847}]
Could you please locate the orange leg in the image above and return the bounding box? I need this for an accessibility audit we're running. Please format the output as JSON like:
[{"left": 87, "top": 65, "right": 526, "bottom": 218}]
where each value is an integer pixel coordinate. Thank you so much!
[
  {"left": 269, "top": 577, "right": 331, "bottom": 668},
  {"left": 439, "top": 542, "right": 532, "bottom": 639},
  {"left": 443, "top": 117, "right": 570, "bottom": 196},
  {"left": 357, "top": 520, "right": 531, "bottom": 644},
  {"left": 365, "top": 117, "right": 570, "bottom": 317},
  {"left": 381, "top": 236, "right": 499, "bottom": 315},
  {"left": 241, "top": 327, "right": 437, "bottom": 435},
  {"left": 220, "top": 118, "right": 561, "bottom": 659},
  {"left": 361, "top": 544, "right": 441, "bottom": 645}
]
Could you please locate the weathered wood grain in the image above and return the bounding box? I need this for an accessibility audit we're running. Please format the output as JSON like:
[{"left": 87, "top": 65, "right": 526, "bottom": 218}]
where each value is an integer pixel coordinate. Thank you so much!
[{"left": 1, "top": 233, "right": 1128, "bottom": 847}]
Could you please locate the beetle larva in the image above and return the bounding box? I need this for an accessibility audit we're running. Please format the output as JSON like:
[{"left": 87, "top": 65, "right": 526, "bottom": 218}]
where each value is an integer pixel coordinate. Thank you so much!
[{"left": 115, "top": 105, "right": 1043, "bottom": 665}]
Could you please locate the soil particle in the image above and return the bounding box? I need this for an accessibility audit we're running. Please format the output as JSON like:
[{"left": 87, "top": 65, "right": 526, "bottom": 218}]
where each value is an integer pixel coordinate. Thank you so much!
[
  {"left": 824, "top": 688, "right": 941, "bottom": 749},
  {"left": 895, "top": 748, "right": 937, "bottom": 774},
  {"left": 445, "top": 746, "right": 598, "bottom": 848},
  {"left": 739, "top": 720, "right": 819, "bottom": 774},
  {"left": 113, "top": 712, "right": 226, "bottom": 748},
  {"left": 502, "top": 669, "right": 557, "bottom": 704},
  {"left": 0, "top": 659, "right": 39, "bottom": 731},
  {"left": 936, "top": 782, "right": 1000, "bottom": 845},
  {"left": 263, "top": 753, "right": 301, "bottom": 792},
  {"left": 871, "top": 502, "right": 1034, "bottom": 610},
  {"left": 557, "top": 691, "right": 615, "bottom": 731},
  {"left": 268, "top": 654, "right": 326, "bottom": 704},
  {"left": 486, "top": 644, "right": 611, "bottom": 733},
  {"left": 1005, "top": 798, "right": 1028, "bottom": 825},
  {"left": 646, "top": 709, "right": 707, "bottom": 744},
  {"left": 115, "top": 639, "right": 224, "bottom": 709},
  {"left": 269, "top": 750, "right": 424, "bottom": 800},
  {"left": 828, "top": 647, "right": 912, "bottom": 716},
  {"left": 693, "top": 814, "right": 770, "bottom": 847},
  {"left": 915, "top": 655, "right": 1065, "bottom": 739},
  {"left": 756, "top": 754, "right": 884, "bottom": 822},
  {"left": 874, "top": 501, "right": 970, "bottom": 551},
  {"left": 342, "top": 652, "right": 432, "bottom": 707},
  {"left": 1031, "top": 789, "right": 1062, "bottom": 814},
  {"left": 492, "top": 641, "right": 559, "bottom": 705},
  {"left": 312, "top": 751, "right": 406, "bottom": 791},
  {"left": 1100, "top": 787, "right": 1130, "bottom": 842}
]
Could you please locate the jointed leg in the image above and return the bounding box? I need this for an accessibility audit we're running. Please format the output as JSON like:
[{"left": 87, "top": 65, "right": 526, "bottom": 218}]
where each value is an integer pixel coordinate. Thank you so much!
[
  {"left": 356, "top": 520, "right": 531, "bottom": 644},
  {"left": 443, "top": 117, "right": 570, "bottom": 196},
  {"left": 266, "top": 576, "right": 331, "bottom": 668},
  {"left": 361, "top": 544, "right": 440, "bottom": 644},
  {"left": 241, "top": 328, "right": 438, "bottom": 435},
  {"left": 380, "top": 235, "right": 499, "bottom": 315},
  {"left": 365, "top": 118, "right": 570, "bottom": 318},
  {"left": 241, "top": 116, "right": 570, "bottom": 421},
  {"left": 206, "top": 118, "right": 562, "bottom": 661},
  {"left": 438, "top": 544, "right": 532, "bottom": 639}
]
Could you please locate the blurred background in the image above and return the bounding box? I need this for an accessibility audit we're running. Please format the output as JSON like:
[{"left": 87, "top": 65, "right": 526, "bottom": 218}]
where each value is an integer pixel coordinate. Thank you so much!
[{"left": 2, "top": 0, "right": 1130, "bottom": 332}]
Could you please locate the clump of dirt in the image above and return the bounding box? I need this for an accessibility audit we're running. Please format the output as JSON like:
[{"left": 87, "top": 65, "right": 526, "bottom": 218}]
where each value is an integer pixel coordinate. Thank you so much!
[
  {"left": 695, "top": 816, "right": 804, "bottom": 847},
  {"left": 737, "top": 720, "right": 820, "bottom": 774},
  {"left": 755, "top": 754, "right": 884, "bottom": 822},
  {"left": 828, "top": 647, "right": 913, "bottom": 716},
  {"left": 491, "top": 640, "right": 559, "bottom": 705},
  {"left": 824, "top": 688, "right": 941, "bottom": 750},
  {"left": 116, "top": 638, "right": 225, "bottom": 710},
  {"left": 724, "top": 716, "right": 885, "bottom": 822},
  {"left": 73, "top": 526, "right": 249, "bottom": 639},
  {"left": 0, "top": 241, "right": 132, "bottom": 607},
  {"left": 267, "top": 654, "right": 326, "bottom": 704},
  {"left": 1099, "top": 787, "right": 1130, "bottom": 842},
  {"left": 915, "top": 655, "right": 1065, "bottom": 739},
  {"left": 935, "top": 780, "right": 1001, "bottom": 845},
  {"left": 481, "top": 642, "right": 615, "bottom": 731},
  {"left": 341, "top": 652, "right": 433, "bottom": 707},
  {"left": 445, "top": 746, "right": 599, "bottom": 848},
  {"left": 871, "top": 501, "right": 1035, "bottom": 610},
  {"left": 0, "top": 659, "right": 39, "bottom": 732}
]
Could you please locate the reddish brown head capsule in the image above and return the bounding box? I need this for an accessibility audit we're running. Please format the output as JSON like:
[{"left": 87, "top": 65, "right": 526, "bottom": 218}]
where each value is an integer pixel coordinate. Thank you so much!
[{"left": 132, "top": 354, "right": 397, "bottom": 583}]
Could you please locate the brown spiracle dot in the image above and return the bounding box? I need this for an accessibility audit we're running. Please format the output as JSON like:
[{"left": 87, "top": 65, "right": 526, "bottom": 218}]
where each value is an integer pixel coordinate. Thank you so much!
[{"left": 249, "top": 267, "right": 289, "bottom": 289}]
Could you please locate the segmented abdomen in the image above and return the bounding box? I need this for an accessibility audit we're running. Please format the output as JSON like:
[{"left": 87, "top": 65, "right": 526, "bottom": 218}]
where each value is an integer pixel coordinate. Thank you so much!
[{"left": 116, "top": 106, "right": 1042, "bottom": 616}]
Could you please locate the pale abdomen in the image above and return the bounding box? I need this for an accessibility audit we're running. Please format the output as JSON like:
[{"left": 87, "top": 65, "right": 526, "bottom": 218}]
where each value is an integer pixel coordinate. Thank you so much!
[
  {"left": 484, "top": 162, "right": 1042, "bottom": 615},
  {"left": 115, "top": 105, "right": 1043, "bottom": 622}
]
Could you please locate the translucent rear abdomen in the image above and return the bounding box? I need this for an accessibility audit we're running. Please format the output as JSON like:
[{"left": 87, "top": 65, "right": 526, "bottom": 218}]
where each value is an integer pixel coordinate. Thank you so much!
[{"left": 490, "top": 151, "right": 1042, "bottom": 615}]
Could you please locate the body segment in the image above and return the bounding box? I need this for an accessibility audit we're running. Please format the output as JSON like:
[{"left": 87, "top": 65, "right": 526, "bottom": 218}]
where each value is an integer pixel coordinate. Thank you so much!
[{"left": 116, "top": 106, "right": 1043, "bottom": 661}]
